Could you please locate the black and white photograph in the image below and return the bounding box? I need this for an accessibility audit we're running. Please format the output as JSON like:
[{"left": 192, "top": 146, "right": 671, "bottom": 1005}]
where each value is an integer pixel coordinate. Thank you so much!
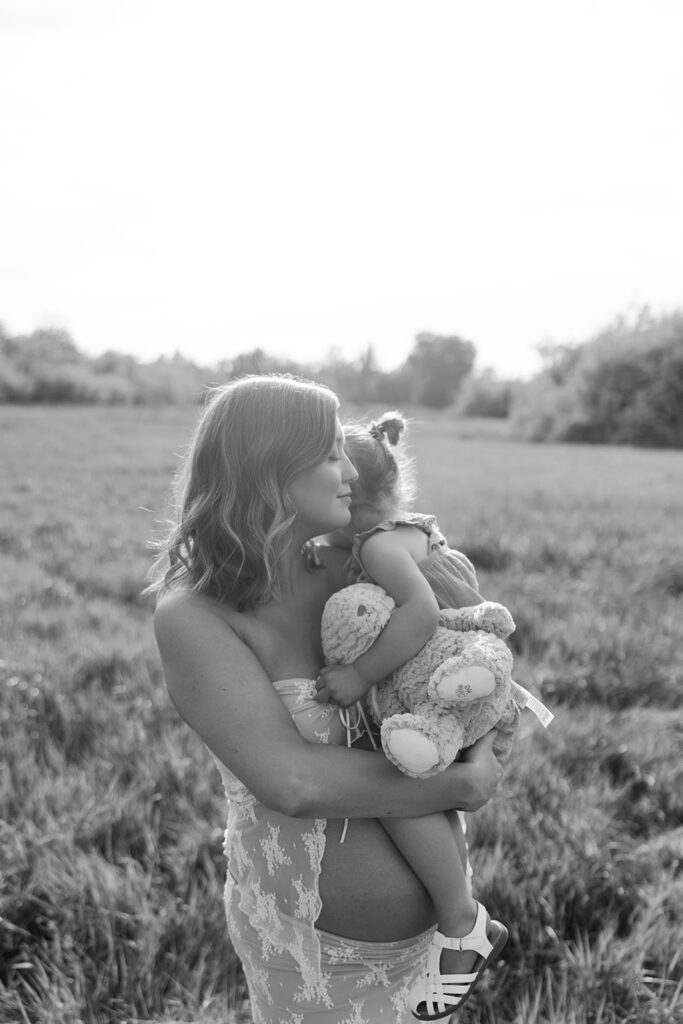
[{"left": 1, "top": 2, "right": 682, "bottom": 1022}]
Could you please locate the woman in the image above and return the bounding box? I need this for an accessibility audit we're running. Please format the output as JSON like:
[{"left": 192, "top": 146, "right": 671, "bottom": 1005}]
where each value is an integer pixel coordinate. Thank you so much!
[{"left": 150, "top": 374, "right": 502, "bottom": 1023}]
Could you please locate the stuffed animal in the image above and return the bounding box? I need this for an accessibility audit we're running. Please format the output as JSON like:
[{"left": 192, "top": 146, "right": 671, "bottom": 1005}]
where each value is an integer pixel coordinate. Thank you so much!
[{"left": 321, "top": 582, "right": 521, "bottom": 778}]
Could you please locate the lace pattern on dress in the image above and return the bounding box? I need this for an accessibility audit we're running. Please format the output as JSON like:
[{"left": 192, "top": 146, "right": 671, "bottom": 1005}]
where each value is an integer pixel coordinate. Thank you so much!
[{"left": 213, "top": 677, "right": 347, "bottom": 994}]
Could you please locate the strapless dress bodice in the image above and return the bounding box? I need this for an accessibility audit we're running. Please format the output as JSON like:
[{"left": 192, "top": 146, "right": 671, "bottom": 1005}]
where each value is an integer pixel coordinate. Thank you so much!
[{"left": 271, "top": 677, "right": 348, "bottom": 746}]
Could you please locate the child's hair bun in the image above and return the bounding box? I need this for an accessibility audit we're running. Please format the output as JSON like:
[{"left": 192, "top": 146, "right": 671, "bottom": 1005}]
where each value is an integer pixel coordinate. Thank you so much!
[{"left": 370, "top": 411, "right": 406, "bottom": 447}]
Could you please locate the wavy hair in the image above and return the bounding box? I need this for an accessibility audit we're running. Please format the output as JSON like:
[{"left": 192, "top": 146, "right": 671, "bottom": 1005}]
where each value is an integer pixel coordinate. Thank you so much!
[
  {"left": 147, "top": 374, "right": 339, "bottom": 609},
  {"left": 342, "top": 410, "right": 416, "bottom": 512}
]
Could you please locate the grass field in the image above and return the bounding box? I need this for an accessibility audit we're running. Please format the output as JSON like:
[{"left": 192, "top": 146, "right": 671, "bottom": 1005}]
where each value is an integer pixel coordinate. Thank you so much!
[{"left": 1, "top": 404, "right": 682, "bottom": 1024}]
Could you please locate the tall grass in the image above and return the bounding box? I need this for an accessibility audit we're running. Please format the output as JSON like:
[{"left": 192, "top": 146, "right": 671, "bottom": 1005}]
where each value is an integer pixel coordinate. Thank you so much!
[{"left": 1, "top": 406, "right": 682, "bottom": 1023}]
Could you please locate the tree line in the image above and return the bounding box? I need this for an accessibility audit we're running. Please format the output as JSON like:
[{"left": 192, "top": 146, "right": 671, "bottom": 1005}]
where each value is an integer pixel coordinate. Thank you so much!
[
  {"left": 1, "top": 309, "right": 682, "bottom": 447},
  {"left": 0, "top": 324, "right": 502, "bottom": 411}
]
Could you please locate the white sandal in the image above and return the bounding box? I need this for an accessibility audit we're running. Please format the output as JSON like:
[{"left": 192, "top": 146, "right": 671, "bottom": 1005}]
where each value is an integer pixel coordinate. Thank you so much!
[{"left": 409, "top": 902, "right": 508, "bottom": 1020}]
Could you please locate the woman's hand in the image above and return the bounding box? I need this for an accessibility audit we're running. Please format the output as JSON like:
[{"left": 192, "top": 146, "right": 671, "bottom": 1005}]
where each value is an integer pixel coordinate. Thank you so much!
[{"left": 457, "top": 731, "right": 503, "bottom": 811}]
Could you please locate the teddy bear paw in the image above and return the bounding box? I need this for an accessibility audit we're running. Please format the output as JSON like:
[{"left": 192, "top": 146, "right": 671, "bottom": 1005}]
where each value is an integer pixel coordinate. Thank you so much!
[
  {"left": 384, "top": 727, "right": 441, "bottom": 776},
  {"left": 381, "top": 714, "right": 445, "bottom": 777},
  {"left": 471, "top": 601, "right": 515, "bottom": 638},
  {"left": 429, "top": 660, "right": 496, "bottom": 705},
  {"left": 381, "top": 713, "right": 464, "bottom": 777},
  {"left": 440, "top": 601, "right": 515, "bottom": 639}
]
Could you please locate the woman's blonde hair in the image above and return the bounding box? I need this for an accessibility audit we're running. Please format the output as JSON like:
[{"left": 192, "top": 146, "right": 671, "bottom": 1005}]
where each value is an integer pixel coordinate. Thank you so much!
[
  {"left": 147, "top": 374, "right": 339, "bottom": 609},
  {"left": 343, "top": 410, "right": 416, "bottom": 512}
]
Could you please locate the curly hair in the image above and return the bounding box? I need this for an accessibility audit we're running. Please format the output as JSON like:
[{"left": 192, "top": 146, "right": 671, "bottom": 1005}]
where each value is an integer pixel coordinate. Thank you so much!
[
  {"left": 147, "top": 374, "right": 339, "bottom": 609},
  {"left": 342, "top": 410, "right": 416, "bottom": 512}
]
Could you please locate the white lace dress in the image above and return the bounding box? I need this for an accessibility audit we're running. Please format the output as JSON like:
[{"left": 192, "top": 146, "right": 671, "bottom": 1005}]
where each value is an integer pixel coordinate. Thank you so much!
[{"left": 214, "top": 677, "right": 435, "bottom": 1023}]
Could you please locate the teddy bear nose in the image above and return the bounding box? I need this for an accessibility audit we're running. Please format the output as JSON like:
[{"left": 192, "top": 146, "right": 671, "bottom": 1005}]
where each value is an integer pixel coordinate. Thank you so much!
[{"left": 357, "top": 605, "right": 366, "bottom": 616}]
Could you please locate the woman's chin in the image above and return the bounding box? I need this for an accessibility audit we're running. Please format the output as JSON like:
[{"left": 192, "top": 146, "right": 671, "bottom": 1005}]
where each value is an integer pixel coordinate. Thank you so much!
[{"left": 331, "top": 508, "right": 352, "bottom": 529}]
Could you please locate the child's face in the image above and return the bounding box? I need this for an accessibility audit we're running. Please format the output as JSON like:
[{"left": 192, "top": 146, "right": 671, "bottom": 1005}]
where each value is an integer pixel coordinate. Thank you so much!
[{"left": 348, "top": 498, "right": 382, "bottom": 535}]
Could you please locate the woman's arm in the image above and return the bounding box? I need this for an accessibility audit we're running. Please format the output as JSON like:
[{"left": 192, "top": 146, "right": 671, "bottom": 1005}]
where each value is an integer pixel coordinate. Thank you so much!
[{"left": 154, "top": 591, "right": 500, "bottom": 820}]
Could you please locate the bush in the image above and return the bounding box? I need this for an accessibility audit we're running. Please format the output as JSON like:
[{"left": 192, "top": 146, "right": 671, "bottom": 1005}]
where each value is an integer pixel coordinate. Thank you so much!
[
  {"left": 30, "top": 365, "right": 135, "bottom": 403},
  {"left": 455, "top": 370, "right": 515, "bottom": 417},
  {"left": 0, "top": 329, "right": 140, "bottom": 404},
  {"left": 511, "top": 309, "right": 683, "bottom": 447},
  {"left": 0, "top": 350, "right": 33, "bottom": 400}
]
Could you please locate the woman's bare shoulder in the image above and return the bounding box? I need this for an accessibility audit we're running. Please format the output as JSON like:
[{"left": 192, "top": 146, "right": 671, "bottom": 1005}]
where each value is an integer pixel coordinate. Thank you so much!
[
  {"left": 153, "top": 588, "right": 275, "bottom": 722},
  {"left": 155, "top": 586, "right": 222, "bottom": 624},
  {"left": 153, "top": 588, "right": 245, "bottom": 653}
]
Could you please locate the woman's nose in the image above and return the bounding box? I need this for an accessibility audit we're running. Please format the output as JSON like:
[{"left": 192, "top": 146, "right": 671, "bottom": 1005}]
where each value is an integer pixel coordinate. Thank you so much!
[{"left": 343, "top": 453, "right": 358, "bottom": 482}]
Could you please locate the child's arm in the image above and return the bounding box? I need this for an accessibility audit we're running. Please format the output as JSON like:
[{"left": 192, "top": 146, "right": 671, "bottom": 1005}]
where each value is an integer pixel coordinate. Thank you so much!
[{"left": 315, "top": 528, "right": 440, "bottom": 707}]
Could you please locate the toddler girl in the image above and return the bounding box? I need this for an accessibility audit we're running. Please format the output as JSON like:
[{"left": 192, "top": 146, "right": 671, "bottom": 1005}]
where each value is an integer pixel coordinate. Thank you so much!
[{"left": 316, "top": 412, "right": 512, "bottom": 1021}]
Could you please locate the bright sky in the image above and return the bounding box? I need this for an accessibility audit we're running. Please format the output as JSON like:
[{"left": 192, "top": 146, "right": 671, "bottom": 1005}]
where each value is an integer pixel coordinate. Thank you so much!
[{"left": 1, "top": 1, "right": 682, "bottom": 379}]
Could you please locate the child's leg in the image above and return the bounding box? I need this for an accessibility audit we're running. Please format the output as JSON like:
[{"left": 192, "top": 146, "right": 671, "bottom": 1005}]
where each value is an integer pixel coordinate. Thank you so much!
[
  {"left": 380, "top": 812, "right": 489, "bottom": 977},
  {"left": 351, "top": 731, "right": 491, "bottom": 973},
  {"left": 452, "top": 811, "right": 470, "bottom": 882}
]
